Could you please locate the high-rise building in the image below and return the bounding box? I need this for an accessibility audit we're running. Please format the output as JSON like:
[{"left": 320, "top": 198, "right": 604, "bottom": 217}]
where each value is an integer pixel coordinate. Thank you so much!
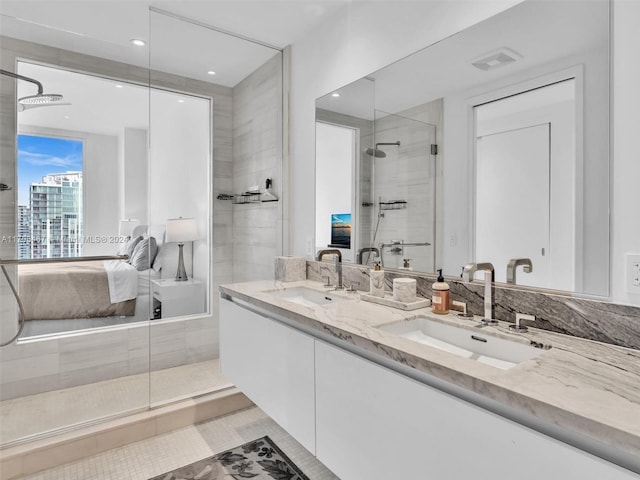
[
  {"left": 30, "top": 171, "right": 83, "bottom": 259},
  {"left": 17, "top": 205, "right": 31, "bottom": 259}
]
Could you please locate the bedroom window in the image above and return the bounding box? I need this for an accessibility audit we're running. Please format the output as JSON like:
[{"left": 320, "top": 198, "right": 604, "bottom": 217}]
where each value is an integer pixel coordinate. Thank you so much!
[{"left": 17, "top": 134, "right": 84, "bottom": 259}]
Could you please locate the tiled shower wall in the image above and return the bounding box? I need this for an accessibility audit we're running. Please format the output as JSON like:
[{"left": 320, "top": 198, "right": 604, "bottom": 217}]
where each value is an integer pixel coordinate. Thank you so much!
[
  {"left": 231, "top": 53, "right": 283, "bottom": 282},
  {"left": 307, "top": 260, "right": 640, "bottom": 351}
]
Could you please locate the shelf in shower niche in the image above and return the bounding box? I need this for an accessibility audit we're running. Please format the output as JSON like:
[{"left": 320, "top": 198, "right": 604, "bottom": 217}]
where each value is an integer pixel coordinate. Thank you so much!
[
  {"left": 379, "top": 201, "right": 407, "bottom": 210},
  {"left": 232, "top": 192, "right": 261, "bottom": 204},
  {"left": 360, "top": 292, "right": 431, "bottom": 311}
]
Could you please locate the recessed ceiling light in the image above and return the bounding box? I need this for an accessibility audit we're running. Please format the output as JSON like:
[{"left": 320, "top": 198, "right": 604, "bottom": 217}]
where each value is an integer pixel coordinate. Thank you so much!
[
  {"left": 207, "top": 71, "right": 216, "bottom": 76},
  {"left": 130, "top": 38, "right": 146, "bottom": 47},
  {"left": 115, "top": 84, "right": 124, "bottom": 89},
  {"left": 331, "top": 92, "right": 341, "bottom": 97},
  {"left": 63, "top": 115, "right": 70, "bottom": 119},
  {"left": 177, "top": 99, "right": 185, "bottom": 103}
]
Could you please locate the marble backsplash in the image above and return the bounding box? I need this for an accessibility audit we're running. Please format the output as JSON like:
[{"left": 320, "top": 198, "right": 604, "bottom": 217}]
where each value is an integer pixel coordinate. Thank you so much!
[{"left": 306, "top": 260, "right": 640, "bottom": 351}]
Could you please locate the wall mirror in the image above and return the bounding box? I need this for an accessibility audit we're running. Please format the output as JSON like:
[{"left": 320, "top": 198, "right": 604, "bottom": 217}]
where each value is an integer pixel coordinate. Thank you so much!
[{"left": 315, "top": 0, "right": 610, "bottom": 297}]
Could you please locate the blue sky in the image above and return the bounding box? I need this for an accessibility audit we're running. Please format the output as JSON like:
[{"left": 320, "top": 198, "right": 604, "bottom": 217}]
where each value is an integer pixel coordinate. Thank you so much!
[{"left": 17, "top": 134, "right": 83, "bottom": 206}]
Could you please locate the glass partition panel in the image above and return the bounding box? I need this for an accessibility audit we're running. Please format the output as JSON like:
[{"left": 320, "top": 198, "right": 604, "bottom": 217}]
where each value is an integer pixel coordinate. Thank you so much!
[
  {"left": 148, "top": 9, "right": 283, "bottom": 405},
  {"left": 0, "top": 11, "right": 151, "bottom": 446}
]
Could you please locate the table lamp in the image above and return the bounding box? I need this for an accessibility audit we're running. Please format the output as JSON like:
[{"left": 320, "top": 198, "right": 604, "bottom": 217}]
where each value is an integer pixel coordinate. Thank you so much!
[{"left": 165, "top": 217, "right": 198, "bottom": 281}]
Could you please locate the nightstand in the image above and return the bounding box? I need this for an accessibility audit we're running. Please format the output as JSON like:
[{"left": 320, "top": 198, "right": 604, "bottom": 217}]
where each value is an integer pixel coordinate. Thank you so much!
[{"left": 151, "top": 278, "right": 205, "bottom": 318}]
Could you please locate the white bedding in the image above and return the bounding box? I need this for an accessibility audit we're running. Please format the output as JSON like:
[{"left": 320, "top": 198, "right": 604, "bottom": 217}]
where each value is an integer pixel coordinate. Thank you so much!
[{"left": 104, "top": 260, "right": 139, "bottom": 303}]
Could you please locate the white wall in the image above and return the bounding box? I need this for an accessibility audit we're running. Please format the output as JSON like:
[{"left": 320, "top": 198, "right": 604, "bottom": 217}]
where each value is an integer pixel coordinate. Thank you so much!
[
  {"left": 149, "top": 89, "right": 210, "bottom": 284},
  {"left": 315, "top": 122, "right": 354, "bottom": 261},
  {"left": 289, "top": 0, "right": 523, "bottom": 259},
  {"left": 611, "top": 0, "right": 640, "bottom": 305},
  {"left": 122, "top": 127, "right": 148, "bottom": 222}
]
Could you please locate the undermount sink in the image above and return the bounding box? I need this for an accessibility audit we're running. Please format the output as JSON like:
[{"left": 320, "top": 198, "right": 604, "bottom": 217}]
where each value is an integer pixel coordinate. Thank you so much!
[
  {"left": 377, "top": 316, "right": 547, "bottom": 370},
  {"left": 264, "top": 287, "right": 349, "bottom": 307}
]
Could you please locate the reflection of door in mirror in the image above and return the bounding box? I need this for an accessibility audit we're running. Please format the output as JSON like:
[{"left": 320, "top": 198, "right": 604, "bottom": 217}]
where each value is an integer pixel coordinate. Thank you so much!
[
  {"left": 315, "top": 122, "right": 356, "bottom": 262},
  {"left": 474, "top": 79, "right": 576, "bottom": 290}
]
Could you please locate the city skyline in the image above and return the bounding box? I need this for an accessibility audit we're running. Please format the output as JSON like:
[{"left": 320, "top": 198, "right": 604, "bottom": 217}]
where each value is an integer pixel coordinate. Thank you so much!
[
  {"left": 17, "top": 134, "right": 83, "bottom": 206},
  {"left": 17, "top": 134, "right": 84, "bottom": 259}
]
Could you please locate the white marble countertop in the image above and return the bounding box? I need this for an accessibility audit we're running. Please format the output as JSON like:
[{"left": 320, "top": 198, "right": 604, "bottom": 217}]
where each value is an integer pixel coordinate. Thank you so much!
[{"left": 220, "top": 279, "right": 640, "bottom": 467}]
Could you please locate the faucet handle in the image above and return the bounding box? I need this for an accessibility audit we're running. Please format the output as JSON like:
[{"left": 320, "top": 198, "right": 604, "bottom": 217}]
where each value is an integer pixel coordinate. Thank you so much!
[
  {"left": 346, "top": 282, "right": 359, "bottom": 293},
  {"left": 510, "top": 313, "right": 535, "bottom": 332}
]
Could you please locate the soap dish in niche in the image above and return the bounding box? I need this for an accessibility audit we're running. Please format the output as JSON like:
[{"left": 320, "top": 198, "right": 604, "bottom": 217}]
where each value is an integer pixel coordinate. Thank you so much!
[{"left": 360, "top": 292, "right": 431, "bottom": 311}]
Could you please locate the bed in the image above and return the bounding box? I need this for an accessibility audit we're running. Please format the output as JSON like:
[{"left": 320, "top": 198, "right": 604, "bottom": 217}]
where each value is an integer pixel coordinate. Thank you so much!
[
  {"left": 19, "top": 261, "right": 138, "bottom": 320},
  {"left": 18, "top": 226, "right": 164, "bottom": 321}
]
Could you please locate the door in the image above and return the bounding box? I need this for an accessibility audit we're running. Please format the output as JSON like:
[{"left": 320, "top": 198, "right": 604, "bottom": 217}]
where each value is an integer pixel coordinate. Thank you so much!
[{"left": 475, "top": 123, "right": 550, "bottom": 286}]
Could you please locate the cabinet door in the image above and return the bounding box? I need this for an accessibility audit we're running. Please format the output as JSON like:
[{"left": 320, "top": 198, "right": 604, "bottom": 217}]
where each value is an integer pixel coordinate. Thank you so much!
[
  {"left": 219, "top": 298, "right": 316, "bottom": 453},
  {"left": 315, "top": 341, "right": 637, "bottom": 480}
]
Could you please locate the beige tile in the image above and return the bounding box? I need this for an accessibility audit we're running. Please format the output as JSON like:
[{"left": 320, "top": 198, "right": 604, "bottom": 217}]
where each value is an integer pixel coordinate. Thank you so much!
[
  {"left": 22, "top": 436, "right": 97, "bottom": 476},
  {"left": 94, "top": 418, "right": 156, "bottom": 452},
  {"left": 194, "top": 391, "right": 253, "bottom": 424},
  {"left": 155, "top": 405, "right": 197, "bottom": 434},
  {"left": 0, "top": 454, "right": 22, "bottom": 480}
]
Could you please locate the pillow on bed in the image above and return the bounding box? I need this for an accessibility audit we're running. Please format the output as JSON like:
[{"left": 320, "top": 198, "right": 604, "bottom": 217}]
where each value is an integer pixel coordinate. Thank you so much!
[
  {"left": 129, "top": 236, "right": 158, "bottom": 271},
  {"left": 151, "top": 244, "right": 162, "bottom": 273},
  {"left": 119, "top": 235, "right": 143, "bottom": 259}
]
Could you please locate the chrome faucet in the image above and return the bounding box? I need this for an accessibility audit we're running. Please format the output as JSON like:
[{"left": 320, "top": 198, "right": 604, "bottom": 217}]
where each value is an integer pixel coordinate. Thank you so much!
[
  {"left": 506, "top": 258, "right": 533, "bottom": 284},
  {"left": 462, "top": 262, "right": 496, "bottom": 324},
  {"left": 356, "top": 247, "right": 380, "bottom": 265},
  {"left": 316, "top": 249, "right": 343, "bottom": 289}
]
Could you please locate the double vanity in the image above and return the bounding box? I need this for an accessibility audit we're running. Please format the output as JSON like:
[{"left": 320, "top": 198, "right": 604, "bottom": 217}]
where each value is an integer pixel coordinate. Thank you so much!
[{"left": 219, "top": 279, "right": 640, "bottom": 479}]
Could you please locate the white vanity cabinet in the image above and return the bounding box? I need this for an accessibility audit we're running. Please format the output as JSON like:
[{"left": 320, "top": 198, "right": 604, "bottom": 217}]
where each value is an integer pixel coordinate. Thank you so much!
[
  {"left": 315, "top": 341, "right": 638, "bottom": 480},
  {"left": 219, "top": 298, "right": 316, "bottom": 453},
  {"left": 220, "top": 296, "right": 639, "bottom": 480}
]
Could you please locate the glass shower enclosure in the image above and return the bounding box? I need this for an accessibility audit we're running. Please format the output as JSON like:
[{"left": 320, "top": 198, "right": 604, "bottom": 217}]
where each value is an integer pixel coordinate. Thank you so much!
[{"left": 0, "top": 5, "right": 283, "bottom": 448}]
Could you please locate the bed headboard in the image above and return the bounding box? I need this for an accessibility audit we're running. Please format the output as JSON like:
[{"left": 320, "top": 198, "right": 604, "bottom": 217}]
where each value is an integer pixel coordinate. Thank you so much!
[{"left": 132, "top": 225, "right": 165, "bottom": 246}]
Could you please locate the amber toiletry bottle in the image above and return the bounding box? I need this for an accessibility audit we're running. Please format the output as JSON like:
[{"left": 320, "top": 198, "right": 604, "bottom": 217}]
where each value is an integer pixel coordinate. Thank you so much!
[{"left": 431, "top": 269, "right": 450, "bottom": 314}]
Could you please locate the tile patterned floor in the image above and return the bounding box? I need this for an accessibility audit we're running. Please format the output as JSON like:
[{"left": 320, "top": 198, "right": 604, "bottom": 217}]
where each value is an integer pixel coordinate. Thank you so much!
[
  {"left": 0, "top": 360, "right": 232, "bottom": 445},
  {"left": 18, "top": 407, "right": 340, "bottom": 480}
]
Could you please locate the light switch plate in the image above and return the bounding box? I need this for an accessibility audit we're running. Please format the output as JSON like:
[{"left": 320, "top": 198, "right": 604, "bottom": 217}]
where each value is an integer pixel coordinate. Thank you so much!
[{"left": 625, "top": 254, "right": 640, "bottom": 293}]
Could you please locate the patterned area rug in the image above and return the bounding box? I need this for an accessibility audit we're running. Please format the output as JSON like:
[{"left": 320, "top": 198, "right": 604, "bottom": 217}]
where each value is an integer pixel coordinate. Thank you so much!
[{"left": 148, "top": 436, "right": 310, "bottom": 480}]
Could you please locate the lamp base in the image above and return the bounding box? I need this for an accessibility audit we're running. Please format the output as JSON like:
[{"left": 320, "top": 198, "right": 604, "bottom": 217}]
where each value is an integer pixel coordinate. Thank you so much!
[{"left": 175, "top": 243, "right": 189, "bottom": 281}]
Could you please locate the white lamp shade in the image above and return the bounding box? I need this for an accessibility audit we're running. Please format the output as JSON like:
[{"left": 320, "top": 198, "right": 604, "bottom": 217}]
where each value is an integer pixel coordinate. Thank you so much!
[
  {"left": 119, "top": 219, "right": 140, "bottom": 237},
  {"left": 166, "top": 217, "right": 198, "bottom": 243}
]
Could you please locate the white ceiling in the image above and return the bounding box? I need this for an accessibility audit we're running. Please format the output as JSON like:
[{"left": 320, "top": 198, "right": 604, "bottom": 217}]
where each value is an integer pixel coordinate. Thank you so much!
[
  {"left": 1, "top": 0, "right": 350, "bottom": 85},
  {"left": 1, "top": 0, "right": 350, "bottom": 135},
  {"left": 317, "top": 0, "right": 608, "bottom": 119}
]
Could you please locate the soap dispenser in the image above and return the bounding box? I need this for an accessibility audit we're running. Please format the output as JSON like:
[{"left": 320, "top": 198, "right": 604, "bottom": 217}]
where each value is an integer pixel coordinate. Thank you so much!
[
  {"left": 431, "top": 269, "right": 450, "bottom": 314},
  {"left": 370, "top": 262, "right": 385, "bottom": 298}
]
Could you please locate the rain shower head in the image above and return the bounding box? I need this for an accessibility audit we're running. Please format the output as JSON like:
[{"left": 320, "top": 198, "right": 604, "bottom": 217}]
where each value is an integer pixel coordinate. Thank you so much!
[
  {"left": 19, "top": 93, "right": 64, "bottom": 105},
  {"left": 364, "top": 141, "right": 401, "bottom": 158},
  {"left": 0, "top": 69, "right": 64, "bottom": 109},
  {"left": 365, "top": 147, "right": 387, "bottom": 158}
]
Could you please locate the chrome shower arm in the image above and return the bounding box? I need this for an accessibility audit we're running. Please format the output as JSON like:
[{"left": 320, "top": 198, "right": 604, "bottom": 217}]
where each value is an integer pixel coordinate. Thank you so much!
[{"left": 0, "top": 69, "right": 44, "bottom": 95}]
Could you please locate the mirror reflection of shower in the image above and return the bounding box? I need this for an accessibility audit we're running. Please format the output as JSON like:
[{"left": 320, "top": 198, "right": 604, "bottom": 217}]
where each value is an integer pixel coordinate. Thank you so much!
[
  {"left": 364, "top": 141, "right": 400, "bottom": 158},
  {"left": 360, "top": 110, "right": 438, "bottom": 272},
  {"left": 361, "top": 141, "right": 399, "bottom": 265}
]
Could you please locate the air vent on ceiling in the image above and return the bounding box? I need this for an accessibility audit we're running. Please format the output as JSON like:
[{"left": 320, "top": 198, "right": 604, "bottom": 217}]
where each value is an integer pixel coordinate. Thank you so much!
[{"left": 471, "top": 47, "right": 522, "bottom": 71}]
